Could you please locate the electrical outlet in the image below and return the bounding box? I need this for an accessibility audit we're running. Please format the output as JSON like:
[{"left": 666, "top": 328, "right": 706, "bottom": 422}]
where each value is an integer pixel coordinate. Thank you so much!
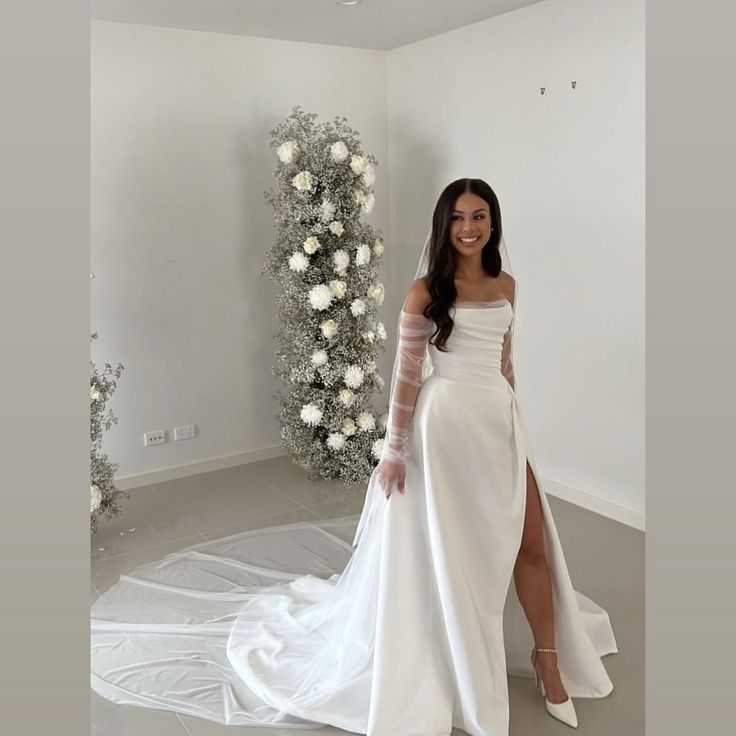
[
  {"left": 174, "top": 424, "right": 196, "bottom": 441},
  {"left": 144, "top": 430, "right": 166, "bottom": 446}
]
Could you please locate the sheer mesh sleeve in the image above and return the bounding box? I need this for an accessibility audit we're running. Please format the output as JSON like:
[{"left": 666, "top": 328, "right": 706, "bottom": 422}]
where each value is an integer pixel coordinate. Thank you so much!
[
  {"left": 501, "top": 308, "right": 516, "bottom": 391},
  {"left": 381, "top": 310, "right": 433, "bottom": 466}
]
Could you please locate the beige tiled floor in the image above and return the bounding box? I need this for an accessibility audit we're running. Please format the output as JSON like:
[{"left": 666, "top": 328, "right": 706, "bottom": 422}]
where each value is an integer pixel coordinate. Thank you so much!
[{"left": 91, "top": 455, "right": 644, "bottom": 735}]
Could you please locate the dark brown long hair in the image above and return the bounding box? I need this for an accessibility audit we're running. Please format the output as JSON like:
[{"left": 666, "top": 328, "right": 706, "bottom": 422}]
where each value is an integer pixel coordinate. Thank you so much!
[{"left": 422, "top": 178, "right": 504, "bottom": 352}]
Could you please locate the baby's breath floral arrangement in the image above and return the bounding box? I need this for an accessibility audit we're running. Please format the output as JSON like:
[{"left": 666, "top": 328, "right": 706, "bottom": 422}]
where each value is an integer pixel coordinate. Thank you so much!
[
  {"left": 90, "top": 273, "right": 128, "bottom": 534},
  {"left": 262, "top": 107, "right": 390, "bottom": 484}
]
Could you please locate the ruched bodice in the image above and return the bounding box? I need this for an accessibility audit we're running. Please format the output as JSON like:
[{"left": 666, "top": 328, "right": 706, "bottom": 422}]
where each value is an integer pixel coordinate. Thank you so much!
[{"left": 428, "top": 299, "right": 513, "bottom": 388}]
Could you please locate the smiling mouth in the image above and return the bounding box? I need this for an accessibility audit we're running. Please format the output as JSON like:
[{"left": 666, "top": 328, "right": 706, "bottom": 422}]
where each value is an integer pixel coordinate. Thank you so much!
[{"left": 458, "top": 236, "right": 480, "bottom": 244}]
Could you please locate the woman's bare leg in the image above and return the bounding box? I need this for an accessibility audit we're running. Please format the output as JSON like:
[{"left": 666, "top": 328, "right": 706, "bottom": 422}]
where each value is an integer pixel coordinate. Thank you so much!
[{"left": 512, "top": 460, "right": 569, "bottom": 703}]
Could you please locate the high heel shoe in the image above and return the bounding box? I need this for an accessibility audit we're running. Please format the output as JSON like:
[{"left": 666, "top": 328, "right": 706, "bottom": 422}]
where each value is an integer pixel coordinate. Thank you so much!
[{"left": 531, "top": 646, "right": 578, "bottom": 728}]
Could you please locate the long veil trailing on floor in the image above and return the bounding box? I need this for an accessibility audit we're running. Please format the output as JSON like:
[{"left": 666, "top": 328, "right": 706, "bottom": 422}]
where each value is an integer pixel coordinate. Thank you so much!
[{"left": 91, "top": 229, "right": 617, "bottom": 732}]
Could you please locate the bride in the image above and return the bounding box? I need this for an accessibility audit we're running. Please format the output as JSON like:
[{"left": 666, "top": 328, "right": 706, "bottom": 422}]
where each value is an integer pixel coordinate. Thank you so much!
[{"left": 91, "top": 178, "right": 617, "bottom": 736}]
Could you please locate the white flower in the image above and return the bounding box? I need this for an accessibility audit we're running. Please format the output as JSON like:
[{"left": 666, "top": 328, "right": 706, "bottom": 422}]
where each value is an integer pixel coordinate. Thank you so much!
[
  {"left": 344, "top": 365, "right": 365, "bottom": 389},
  {"left": 379, "top": 412, "right": 390, "bottom": 431},
  {"left": 308, "top": 284, "right": 334, "bottom": 311},
  {"left": 303, "top": 236, "right": 321, "bottom": 254},
  {"left": 321, "top": 319, "right": 338, "bottom": 339},
  {"left": 367, "top": 282, "right": 385, "bottom": 305},
  {"left": 329, "top": 220, "right": 344, "bottom": 237},
  {"left": 361, "top": 330, "right": 375, "bottom": 343},
  {"left": 333, "top": 249, "right": 350, "bottom": 274},
  {"left": 341, "top": 418, "right": 357, "bottom": 436},
  {"left": 277, "top": 141, "right": 299, "bottom": 163},
  {"left": 329, "top": 279, "right": 347, "bottom": 298},
  {"left": 376, "top": 321, "right": 387, "bottom": 340},
  {"left": 355, "top": 243, "right": 371, "bottom": 266},
  {"left": 353, "top": 189, "right": 368, "bottom": 207},
  {"left": 338, "top": 388, "right": 356, "bottom": 407},
  {"left": 357, "top": 411, "right": 375, "bottom": 432},
  {"left": 288, "top": 251, "right": 309, "bottom": 272},
  {"left": 327, "top": 432, "right": 347, "bottom": 451},
  {"left": 375, "top": 374, "right": 385, "bottom": 388},
  {"left": 330, "top": 141, "right": 349, "bottom": 162},
  {"left": 319, "top": 199, "right": 336, "bottom": 222},
  {"left": 292, "top": 170, "right": 314, "bottom": 192},
  {"left": 371, "top": 438, "right": 385, "bottom": 460},
  {"left": 300, "top": 403, "right": 323, "bottom": 427},
  {"left": 311, "top": 349, "right": 328, "bottom": 367},
  {"left": 373, "top": 240, "right": 384, "bottom": 256},
  {"left": 362, "top": 164, "right": 376, "bottom": 188},
  {"left": 365, "top": 359, "right": 377, "bottom": 375},
  {"left": 350, "top": 298, "right": 367, "bottom": 316},
  {"left": 90, "top": 484, "right": 101, "bottom": 514},
  {"left": 350, "top": 154, "right": 369, "bottom": 175},
  {"left": 360, "top": 192, "right": 375, "bottom": 214},
  {"left": 90, "top": 386, "right": 100, "bottom": 402}
]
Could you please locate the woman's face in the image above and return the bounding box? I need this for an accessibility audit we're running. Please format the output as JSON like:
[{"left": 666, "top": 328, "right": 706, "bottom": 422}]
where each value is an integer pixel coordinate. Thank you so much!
[{"left": 448, "top": 191, "right": 493, "bottom": 256}]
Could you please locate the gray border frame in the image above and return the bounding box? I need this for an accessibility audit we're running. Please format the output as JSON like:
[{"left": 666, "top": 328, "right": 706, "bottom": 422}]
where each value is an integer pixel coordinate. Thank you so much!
[
  {"left": 0, "top": 1, "right": 90, "bottom": 732},
  {"left": 1, "top": 1, "right": 735, "bottom": 733},
  {"left": 646, "top": 1, "right": 736, "bottom": 732}
]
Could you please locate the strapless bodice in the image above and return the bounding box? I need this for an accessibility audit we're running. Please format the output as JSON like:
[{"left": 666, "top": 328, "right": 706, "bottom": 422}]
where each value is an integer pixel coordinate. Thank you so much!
[{"left": 428, "top": 299, "right": 513, "bottom": 388}]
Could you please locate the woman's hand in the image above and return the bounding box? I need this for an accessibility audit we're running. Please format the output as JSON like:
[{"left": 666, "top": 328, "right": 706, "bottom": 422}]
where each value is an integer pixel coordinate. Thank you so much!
[{"left": 376, "top": 459, "right": 405, "bottom": 499}]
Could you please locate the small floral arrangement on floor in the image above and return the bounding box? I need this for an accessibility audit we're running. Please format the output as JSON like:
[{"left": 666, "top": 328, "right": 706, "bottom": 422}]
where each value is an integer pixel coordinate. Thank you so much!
[{"left": 90, "top": 273, "right": 128, "bottom": 534}]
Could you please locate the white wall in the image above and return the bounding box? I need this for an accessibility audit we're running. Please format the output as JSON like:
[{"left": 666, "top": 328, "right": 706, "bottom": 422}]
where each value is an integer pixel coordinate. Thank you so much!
[
  {"left": 91, "top": 21, "right": 390, "bottom": 480},
  {"left": 386, "top": 0, "right": 645, "bottom": 518},
  {"left": 93, "top": 0, "right": 645, "bottom": 523}
]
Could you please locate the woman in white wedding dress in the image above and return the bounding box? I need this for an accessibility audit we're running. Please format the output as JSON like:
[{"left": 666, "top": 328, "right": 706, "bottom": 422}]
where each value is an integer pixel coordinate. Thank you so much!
[{"left": 91, "top": 178, "right": 617, "bottom": 735}]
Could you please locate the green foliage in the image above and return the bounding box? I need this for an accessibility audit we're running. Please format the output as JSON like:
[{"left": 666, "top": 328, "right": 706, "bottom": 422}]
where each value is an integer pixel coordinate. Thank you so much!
[{"left": 90, "top": 331, "right": 128, "bottom": 534}]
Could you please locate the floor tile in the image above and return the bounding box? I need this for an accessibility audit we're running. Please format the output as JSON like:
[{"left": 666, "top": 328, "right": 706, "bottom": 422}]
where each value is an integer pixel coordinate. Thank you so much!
[
  {"left": 256, "top": 456, "right": 365, "bottom": 507},
  {"left": 201, "top": 505, "right": 321, "bottom": 541},
  {"left": 150, "top": 467, "right": 301, "bottom": 534},
  {"left": 91, "top": 701, "right": 189, "bottom": 735},
  {"left": 181, "top": 713, "right": 350, "bottom": 736},
  {"left": 91, "top": 534, "right": 205, "bottom": 595},
  {"left": 309, "top": 491, "right": 367, "bottom": 520},
  {"left": 91, "top": 486, "right": 204, "bottom": 560},
  {"left": 90, "top": 687, "right": 118, "bottom": 716}
]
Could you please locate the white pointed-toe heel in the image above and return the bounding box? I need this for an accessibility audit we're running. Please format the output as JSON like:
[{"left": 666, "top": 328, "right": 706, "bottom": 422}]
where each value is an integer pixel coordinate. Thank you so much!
[{"left": 531, "top": 646, "right": 578, "bottom": 728}]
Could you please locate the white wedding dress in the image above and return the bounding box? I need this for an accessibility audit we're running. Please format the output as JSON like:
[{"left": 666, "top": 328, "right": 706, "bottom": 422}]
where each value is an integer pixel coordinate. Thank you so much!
[{"left": 91, "top": 298, "right": 618, "bottom": 736}]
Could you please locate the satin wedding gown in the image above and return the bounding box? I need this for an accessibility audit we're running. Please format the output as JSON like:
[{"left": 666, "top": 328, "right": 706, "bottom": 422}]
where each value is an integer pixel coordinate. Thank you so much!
[{"left": 91, "top": 298, "right": 618, "bottom": 736}]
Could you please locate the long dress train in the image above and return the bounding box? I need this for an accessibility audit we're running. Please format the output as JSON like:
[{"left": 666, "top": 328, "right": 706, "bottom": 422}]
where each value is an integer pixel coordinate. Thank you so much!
[{"left": 91, "top": 299, "right": 618, "bottom": 736}]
